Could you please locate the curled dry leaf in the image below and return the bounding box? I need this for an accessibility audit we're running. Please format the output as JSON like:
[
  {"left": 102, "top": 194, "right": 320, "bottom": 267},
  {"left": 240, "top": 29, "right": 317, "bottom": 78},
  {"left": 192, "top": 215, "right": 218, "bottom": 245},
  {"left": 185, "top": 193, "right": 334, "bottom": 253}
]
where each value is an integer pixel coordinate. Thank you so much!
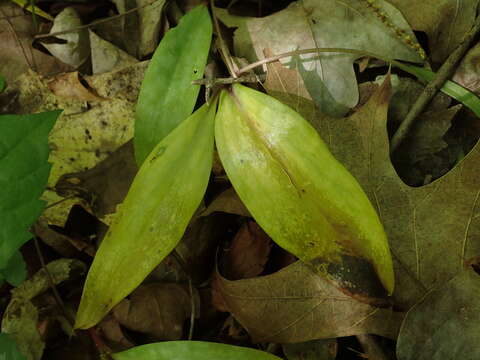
[
  {"left": 48, "top": 72, "right": 104, "bottom": 102},
  {"left": 41, "top": 7, "right": 89, "bottom": 68},
  {"left": 113, "top": 283, "right": 199, "bottom": 341},
  {"left": 201, "top": 187, "right": 250, "bottom": 217},
  {"left": 222, "top": 221, "right": 272, "bottom": 280},
  {"left": 216, "top": 261, "right": 403, "bottom": 343}
]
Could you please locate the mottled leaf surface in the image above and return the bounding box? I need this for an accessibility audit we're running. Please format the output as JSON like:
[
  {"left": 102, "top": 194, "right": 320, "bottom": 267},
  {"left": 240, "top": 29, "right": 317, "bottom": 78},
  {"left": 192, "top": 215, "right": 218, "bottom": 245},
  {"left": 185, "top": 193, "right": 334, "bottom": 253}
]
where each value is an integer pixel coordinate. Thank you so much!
[
  {"left": 311, "top": 77, "right": 480, "bottom": 308},
  {"left": 75, "top": 102, "right": 216, "bottom": 329},
  {"left": 397, "top": 269, "right": 480, "bottom": 360},
  {"left": 216, "top": 261, "right": 402, "bottom": 343},
  {"left": 134, "top": 5, "right": 212, "bottom": 164}
]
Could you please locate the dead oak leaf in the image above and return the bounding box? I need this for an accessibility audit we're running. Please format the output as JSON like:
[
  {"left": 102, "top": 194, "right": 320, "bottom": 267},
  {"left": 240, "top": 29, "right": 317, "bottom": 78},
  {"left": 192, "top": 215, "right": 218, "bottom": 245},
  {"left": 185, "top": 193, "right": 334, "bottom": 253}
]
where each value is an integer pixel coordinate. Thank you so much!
[{"left": 314, "top": 76, "right": 480, "bottom": 309}]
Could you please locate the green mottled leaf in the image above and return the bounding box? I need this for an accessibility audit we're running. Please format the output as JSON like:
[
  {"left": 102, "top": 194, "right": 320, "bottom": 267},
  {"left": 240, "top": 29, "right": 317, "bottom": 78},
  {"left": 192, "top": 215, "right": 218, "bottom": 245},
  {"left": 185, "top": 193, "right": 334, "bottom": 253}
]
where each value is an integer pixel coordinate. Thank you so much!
[
  {"left": 134, "top": 5, "right": 212, "bottom": 165},
  {"left": 215, "top": 84, "right": 394, "bottom": 294},
  {"left": 0, "top": 333, "right": 27, "bottom": 360},
  {"left": 0, "top": 111, "right": 60, "bottom": 284},
  {"left": 112, "top": 341, "right": 282, "bottom": 360},
  {"left": 75, "top": 102, "right": 216, "bottom": 329}
]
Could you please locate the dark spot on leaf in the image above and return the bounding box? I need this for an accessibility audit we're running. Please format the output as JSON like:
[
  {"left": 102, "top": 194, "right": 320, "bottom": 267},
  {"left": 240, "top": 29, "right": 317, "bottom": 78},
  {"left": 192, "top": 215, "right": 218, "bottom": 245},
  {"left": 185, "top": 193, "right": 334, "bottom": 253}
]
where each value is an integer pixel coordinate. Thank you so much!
[
  {"left": 101, "top": 120, "right": 108, "bottom": 127},
  {"left": 193, "top": 69, "right": 198, "bottom": 74},
  {"left": 69, "top": 157, "right": 75, "bottom": 162},
  {"left": 95, "top": 149, "right": 100, "bottom": 158}
]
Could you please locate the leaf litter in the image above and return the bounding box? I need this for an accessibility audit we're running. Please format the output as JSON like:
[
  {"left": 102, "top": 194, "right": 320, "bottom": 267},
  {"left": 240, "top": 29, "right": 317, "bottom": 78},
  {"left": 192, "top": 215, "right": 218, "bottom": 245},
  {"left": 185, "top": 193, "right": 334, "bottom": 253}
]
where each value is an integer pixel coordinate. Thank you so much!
[{"left": 1, "top": 0, "right": 480, "bottom": 359}]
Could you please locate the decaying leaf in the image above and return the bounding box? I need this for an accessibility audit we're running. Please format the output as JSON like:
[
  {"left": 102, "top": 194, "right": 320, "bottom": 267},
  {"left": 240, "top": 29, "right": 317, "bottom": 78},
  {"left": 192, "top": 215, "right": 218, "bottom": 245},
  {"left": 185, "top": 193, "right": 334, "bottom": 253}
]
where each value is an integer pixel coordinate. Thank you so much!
[
  {"left": 215, "top": 84, "right": 394, "bottom": 296},
  {"left": 113, "top": 283, "right": 199, "bottom": 341},
  {"left": 396, "top": 268, "right": 480, "bottom": 360},
  {"left": 386, "top": 0, "right": 479, "bottom": 63},
  {"left": 75, "top": 101, "right": 216, "bottom": 329},
  {"left": 218, "top": 0, "right": 422, "bottom": 115},
  {"left": 0, "top": 2, "right": 71, "bottom": 84},
  {"left": 221, "top": 221, "right": 272, "bottom": 280},
  {"left": 216, "top": 261, "right": 402, "bottom": 343},
  {"left": 41, "top": 7, "right": 89, "bottom": 68},
  {"left": 47, "top": 72, "right": 104, "bottom": 102},
  {"left": 137, "top": 0, "right": 167, "bottom": 57},
  {"left": 1, "top": 259, "right": 86, "bottom": 360},
  {"left": 283, "top": 339, "right": 337, "bottom": 360},
  {"left": 201, "top": 187, "right": 250, "bottom": 217},
  {"left": 89, "top": 31, "right": 138, "bottom": 75},
  {"left": 311, "top": 75, "right": 480, "bottom": 309}
]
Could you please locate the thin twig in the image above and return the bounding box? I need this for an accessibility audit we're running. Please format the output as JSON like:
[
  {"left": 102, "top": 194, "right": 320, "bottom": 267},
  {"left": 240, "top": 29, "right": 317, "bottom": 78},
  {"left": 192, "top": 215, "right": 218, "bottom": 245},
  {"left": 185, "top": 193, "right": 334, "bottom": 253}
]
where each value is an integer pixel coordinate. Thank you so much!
[
  {"left": 33, "top": 236, "right": 75, "bottom": 327},
  {"left": 187, "top": 278, "right": 195, "bottom": 340},
  {"left": 236, "top": 47, "right": 393, "bottom": 75},
  {"left": 390, "top": 15, "right": 480, "bottom": 153},
  {"left": 192, "top": 74, "right": 266, "bottom": 86},
  {"left": 210, "top": 0, "right": 238, "bottom": 78},
  {"left": 33, "top": 0, "right": 161, "bottom": 39}
]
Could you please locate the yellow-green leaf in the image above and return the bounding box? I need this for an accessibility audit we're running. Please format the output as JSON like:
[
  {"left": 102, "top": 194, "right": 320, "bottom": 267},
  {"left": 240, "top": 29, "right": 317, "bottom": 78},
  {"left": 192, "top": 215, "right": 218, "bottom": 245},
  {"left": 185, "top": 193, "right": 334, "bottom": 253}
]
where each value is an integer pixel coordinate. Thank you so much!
[
  {"left": 75, "top": 101, "right": 216, "bottom": 329},
  {"left": 215, "top": 84, "right": 394, "bottom": 294},
  {"left": 112, "top": 341, "right": 282, "bottom": 360}
]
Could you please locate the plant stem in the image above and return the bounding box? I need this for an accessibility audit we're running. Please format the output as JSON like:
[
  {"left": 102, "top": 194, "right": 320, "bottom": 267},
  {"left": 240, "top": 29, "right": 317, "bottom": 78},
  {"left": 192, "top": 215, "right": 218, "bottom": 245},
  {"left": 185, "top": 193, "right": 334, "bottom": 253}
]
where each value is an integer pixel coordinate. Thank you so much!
[
  {"left": 390, "top": 15, "right": 480, "bottom": 153},
  {"left": 192, "top": 74, "right": 265, "bottom": 85},
  {"left": 236, "top": 47, "right": 394, "bottom": 75},
  {"left": 210, "top": 0, "right": 238, "bottom": 78}
]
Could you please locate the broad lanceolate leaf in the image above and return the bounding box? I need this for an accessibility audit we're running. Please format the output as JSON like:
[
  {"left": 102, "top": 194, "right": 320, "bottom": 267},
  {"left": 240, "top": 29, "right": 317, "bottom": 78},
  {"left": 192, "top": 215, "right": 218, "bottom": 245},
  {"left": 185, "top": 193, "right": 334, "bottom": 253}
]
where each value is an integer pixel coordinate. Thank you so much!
[
  {"left": 0, "top": 111, "right": 60, "bottom": 283},
  {"left": 112, "top": 341, "right": 282, "bottom": 360},
  {"left": 215, "top": 84, "right": 394, "bottom": 295},
  {"left": 134, "top": 5, "right": 212, "bottom": 165},
  {"left": 75, "top": 102, "right": 216, "bottom": 329}
]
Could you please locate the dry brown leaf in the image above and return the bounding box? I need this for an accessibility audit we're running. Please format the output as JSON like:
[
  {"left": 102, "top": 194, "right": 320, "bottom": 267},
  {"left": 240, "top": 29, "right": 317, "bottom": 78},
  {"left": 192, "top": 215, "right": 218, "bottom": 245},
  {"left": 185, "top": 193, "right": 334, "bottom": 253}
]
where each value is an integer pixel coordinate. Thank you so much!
[
  {"left": 113, "top": 283, "right": 199, "bottom": 341},
  {"left": 216, "top": 261, "right": 403, "bottom": 343},
  {"left": 48, "top": 72, "right": 105, "bottom": 102},
  {"left": 201, "top": 187, "right": 250, "bottom": 217},
  {"left": 222, "top": 221, "right": 272, "bottom": 280}
]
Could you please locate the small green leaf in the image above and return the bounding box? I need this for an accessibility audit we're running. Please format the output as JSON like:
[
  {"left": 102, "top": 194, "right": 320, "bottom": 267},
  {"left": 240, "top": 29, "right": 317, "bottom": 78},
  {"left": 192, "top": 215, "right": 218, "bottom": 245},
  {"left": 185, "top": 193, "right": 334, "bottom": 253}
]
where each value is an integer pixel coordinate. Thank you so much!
[
  {"left": 112, "top": 341, "right": 282, "bottom": 360},
  {"left": 0, "top": 333, "right": 27, "bottom": 360},
  {"left": 0, "top": 251, "right": 27, "bottom": 286},
  {"left": 0, "top": 111, "right": 60, "bottom": 281},
  {"left": 215, "top": 84, "right": 394, "bottom": 294},
  {"left": 75, "top": 101, "right": 217, "bottom": 329},
  {"left": 134, "top": 5, "right": 212, "bottom": 165},
  {"left": 395, "top": 63, "right": 480, "bottom": 117}
]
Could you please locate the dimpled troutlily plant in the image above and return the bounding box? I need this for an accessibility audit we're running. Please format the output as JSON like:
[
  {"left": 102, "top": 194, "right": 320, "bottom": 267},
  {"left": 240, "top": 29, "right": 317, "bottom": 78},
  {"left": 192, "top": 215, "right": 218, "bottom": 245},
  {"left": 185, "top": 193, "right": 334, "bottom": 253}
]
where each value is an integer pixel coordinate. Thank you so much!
[{"left": 75, "top": 5, "right": 394, "bottom": 329}]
